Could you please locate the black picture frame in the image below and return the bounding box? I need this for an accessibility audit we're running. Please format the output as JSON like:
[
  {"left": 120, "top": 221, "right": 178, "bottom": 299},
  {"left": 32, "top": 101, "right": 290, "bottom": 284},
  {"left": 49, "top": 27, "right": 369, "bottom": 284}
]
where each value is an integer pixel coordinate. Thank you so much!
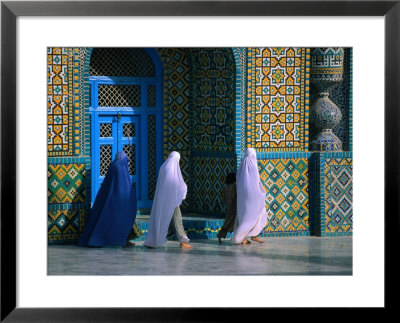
[{"left": 1, "top": 0, "right": 398, "bottom": 321}]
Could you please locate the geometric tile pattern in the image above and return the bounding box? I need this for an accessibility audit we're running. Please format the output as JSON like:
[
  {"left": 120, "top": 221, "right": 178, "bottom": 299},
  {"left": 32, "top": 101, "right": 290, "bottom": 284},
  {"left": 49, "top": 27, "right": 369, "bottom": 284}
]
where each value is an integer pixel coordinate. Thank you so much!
[
  {"left": 187, "top": 48, "right": 236, "bottom": 215},
  {"left": 71, "top": 48, "right": 84, "bottom": 156},
  {"left": 48, "top": 208, "right": 84, "bottom": 242},
  {"left": 157, "top": 48, "right": 190, "bottom": 155},
  {"left": 191, "top": 155, "right": 236, "bottom": 215},
  {"left": 177, "top": 152, "right": 191, "bottom": 210},
  {"left": 324, "top": 158, "right": 352, "bottom": 233},
  {"left": 47, "top": 47, "right": 72, "bottom": 155},
  {"left": 190, "top": 48, "right": 236, "bottom": 152},
  {"left": 247, "top": 48, "right": 310, "bottom": 151},
  {"left": 157, "top": 48, "right": 191, "bottom": 197},
  {"left": 78, "top": 47, "right": 92, "bottom": 157},
  {"left": 147, "top": 114, "right": 157, "bottom": 200},
  {"left": 48, "top": 164, "right": 86, "bottom": 204},
  {"left": 47, "top": 48, "right": 92, "bottom": 245},
  {"left": 48, "top": 47, "right": 85, "bottom": 156},
  {"left": 258, "top": 158, "right": 309, "bottom": 233},
  {"left": 232, "top": 47, "right": 248, "bottom": 153}
]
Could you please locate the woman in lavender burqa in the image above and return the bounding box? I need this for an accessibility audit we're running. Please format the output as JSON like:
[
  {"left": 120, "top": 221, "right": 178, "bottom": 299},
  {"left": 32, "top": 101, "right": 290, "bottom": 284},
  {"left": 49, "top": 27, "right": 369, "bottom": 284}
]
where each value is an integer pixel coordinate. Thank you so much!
[
  {"left": 231, "top": 148, "right": 267, "bottom": 245},
  {"left": 144, "top": 151, "right": 192, "bottom": 249},
  {"left": 78, "top": 151, "right": 138, "bottom": 247}
]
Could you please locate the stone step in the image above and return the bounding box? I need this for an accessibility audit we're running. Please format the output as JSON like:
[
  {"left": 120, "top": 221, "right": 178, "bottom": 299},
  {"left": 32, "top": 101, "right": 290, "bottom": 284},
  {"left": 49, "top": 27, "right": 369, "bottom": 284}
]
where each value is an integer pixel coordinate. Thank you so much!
[
  {"left": 132, "top": 213, "right": 313, "bottom": 241},
  {"left": 132, "top": 214, "right": 231, "bottom": 242}
]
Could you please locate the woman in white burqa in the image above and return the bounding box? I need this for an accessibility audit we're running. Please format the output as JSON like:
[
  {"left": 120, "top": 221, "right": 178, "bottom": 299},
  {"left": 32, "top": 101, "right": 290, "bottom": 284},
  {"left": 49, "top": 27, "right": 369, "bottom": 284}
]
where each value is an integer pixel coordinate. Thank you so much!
[
  {"left": 232, "top": 148, "right": 268, "bottom": 245},
  {"left": 144, "top": 151, "right": 192, "bottom": 249}
]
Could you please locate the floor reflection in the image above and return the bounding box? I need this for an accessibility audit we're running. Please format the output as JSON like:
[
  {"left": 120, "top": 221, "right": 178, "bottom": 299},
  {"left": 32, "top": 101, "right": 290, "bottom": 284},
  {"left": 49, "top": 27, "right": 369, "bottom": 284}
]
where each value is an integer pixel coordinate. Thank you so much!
[{"left": 48, "top": 236, "right": 352, "bottom": 276}]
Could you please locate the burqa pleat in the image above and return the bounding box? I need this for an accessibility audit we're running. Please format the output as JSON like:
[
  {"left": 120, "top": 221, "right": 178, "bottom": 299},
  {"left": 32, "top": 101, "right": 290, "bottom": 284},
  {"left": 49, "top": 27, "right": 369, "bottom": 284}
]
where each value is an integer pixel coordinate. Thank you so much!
[
  {"left": 78, "top": 151, "right": 137, "bottom": 247},
  {"left": 231, "top": 148, "right": 268, "bottom": 244}
]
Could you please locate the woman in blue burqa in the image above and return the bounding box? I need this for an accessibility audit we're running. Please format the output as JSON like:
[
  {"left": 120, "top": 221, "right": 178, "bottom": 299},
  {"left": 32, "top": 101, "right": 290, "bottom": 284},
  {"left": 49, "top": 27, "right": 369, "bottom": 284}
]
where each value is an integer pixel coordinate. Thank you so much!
[{"left": 78, "top": 151, "right": 139, "bottom": 247}]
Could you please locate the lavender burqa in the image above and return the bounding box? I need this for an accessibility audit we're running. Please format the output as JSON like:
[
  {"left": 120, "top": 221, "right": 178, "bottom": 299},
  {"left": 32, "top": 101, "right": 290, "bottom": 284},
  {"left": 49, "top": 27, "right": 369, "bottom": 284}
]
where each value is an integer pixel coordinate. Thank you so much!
[
  {"left": 231, "top": 148, "right": 268, "bottom": 244},
  {"left": 144, "top": 151, "right": 188, "bottom": 248},
  {"left": 78, "top": 151, "right": 137, "bottom": 247}
]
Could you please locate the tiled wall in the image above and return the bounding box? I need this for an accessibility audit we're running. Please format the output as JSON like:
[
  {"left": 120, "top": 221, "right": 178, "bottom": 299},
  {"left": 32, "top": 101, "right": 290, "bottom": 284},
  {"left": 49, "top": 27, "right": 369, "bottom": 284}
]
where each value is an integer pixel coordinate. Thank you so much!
[
  {"left": 48, "top": 164, "right": 86, "bottom": 204},
  {"left": 188, "top": 48, "right": 237, "bottom": 216},
  {"left": 258, "top": 154, "right": 310, "bottom": 236},
  {"left": 48, "top": 48, "right": 91, "bottom": 244},
  {"left": 48, "top": 48, "right": 72, "bottom": 155},
  {"left": 190, "top": 48, "right": 236, "bottom": 153},
  {"left": 158, "top": 48, "right": 191, "bottom": 154},
  {"left": 246, "top": 48, "right": 310, "bottom": 151},
  {"left": 240, "top": 47, "right": 312, "bottom": 235},
  {"left": 48, "top": 160, "right": 89, "bottom": 243},
  {"left": 157, "top": 48, "right": 192, "bottom": 209},
  {"left": 191, "top": 153, "right": 236, "bottom": 216},
  {"left": 48, "top": 48, "right": 90, "bottom": 156},
  {"left": 48, "top": 208, "right": 85, "bottom": 242},
  {"left": 47, "top": 47, "right": 352, "bottom": 244},
  {"left": 309, "top": 152, "right": 353, "bottom": 237},
  {"left": 239, "top": 47, "right": 352, "bottom": 237},
  {"left": 324, "top": 155, "right": 353, "bottom": 235}
]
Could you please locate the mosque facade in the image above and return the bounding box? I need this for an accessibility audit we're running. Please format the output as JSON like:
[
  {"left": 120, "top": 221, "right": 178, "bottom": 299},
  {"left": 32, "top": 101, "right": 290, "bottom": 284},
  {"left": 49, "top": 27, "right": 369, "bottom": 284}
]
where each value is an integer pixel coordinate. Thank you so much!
[{"left": 47, "top": 47, "right": 352, "bottom": 244}]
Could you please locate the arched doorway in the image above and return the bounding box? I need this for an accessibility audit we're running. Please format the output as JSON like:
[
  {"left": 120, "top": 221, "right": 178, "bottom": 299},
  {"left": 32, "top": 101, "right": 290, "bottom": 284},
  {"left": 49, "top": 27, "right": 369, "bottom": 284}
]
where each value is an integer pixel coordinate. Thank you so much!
[{"left": 88, "top": 48, "right": 163, "bottom": 209}]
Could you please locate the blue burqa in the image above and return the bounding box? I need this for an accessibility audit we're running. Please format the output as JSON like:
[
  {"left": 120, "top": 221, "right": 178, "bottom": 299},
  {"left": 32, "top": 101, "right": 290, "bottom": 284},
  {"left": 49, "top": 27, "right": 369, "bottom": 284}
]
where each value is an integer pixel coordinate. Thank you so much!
[{"left": 78, "top": 151, "right": 137, "bottom": 247}]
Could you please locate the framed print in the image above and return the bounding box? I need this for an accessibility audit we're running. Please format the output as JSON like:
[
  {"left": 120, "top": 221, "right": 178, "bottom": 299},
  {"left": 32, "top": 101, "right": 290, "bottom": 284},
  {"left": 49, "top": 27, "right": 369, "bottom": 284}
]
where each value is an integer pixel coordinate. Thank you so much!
[{"left": 1, "top": 0, "right": 397, "bottom": 321}]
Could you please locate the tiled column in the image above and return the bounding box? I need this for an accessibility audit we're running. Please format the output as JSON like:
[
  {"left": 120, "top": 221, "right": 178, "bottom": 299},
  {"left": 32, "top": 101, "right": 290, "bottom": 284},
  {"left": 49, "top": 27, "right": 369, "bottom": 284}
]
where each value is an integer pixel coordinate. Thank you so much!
[{"left": 309, "top": 152, "right": 353, "bottom": 236}]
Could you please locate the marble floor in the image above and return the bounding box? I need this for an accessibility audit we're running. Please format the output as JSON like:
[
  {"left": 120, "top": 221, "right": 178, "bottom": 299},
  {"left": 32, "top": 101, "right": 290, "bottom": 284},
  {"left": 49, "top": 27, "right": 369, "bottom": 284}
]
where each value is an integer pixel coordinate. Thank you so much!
[{"left": 48, "top": 236, "right": 352, "bottom": 275}]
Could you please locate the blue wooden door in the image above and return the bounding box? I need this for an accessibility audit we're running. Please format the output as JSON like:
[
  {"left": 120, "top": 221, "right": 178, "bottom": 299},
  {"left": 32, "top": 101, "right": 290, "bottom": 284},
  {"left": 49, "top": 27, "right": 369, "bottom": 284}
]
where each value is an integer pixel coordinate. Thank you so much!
[
  {"left": 95, "top": 115, "right": 117, "bottom": 191},
  {"left": 93, "top": 114, "right": 140, "bottom": 203},
  {"left": 89, "top": 48, "right": 163, "bottom": 209},
  {"left": 118, "top": 115, "right": 140, "bottom": 198}
]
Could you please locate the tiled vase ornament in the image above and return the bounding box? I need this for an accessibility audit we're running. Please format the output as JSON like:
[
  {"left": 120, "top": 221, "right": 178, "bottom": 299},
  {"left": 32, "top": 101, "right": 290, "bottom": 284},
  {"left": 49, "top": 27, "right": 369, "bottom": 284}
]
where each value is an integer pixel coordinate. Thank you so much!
[
  {"left": 310, "top": 48, "right": 344, "bottom": 151},
  {"left": 311, "top": 129, "right": 342, "bottom": 151}
]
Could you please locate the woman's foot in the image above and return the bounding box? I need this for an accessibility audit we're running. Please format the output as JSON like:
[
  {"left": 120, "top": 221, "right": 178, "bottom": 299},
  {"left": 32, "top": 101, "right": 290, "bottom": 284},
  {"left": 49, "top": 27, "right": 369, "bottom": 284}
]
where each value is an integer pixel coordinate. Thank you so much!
[
  {"left": 125, "top": 241, "right": 136, "bottom": 247},
  {"left": 241, "top": 239, "right": 251, "bottom": 245},
  {"left": 180, "top": 242, "right": 193, "bottom": 249},
  {"left": 251, "top": 236, "right": 264, "bottom": 243},
  {"left": 143, "top": 244, "right": 155, "bottom": 249}
]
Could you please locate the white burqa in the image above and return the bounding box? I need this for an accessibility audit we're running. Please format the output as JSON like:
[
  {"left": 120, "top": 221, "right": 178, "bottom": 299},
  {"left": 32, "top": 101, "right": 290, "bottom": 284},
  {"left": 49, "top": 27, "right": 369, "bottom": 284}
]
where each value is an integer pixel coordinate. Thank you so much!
[
  {"left": 144, "top": 151, "right": 188, "bottom": 248},
  {"left": 231, "top": 148, "right": 268, "bottom": 244}
]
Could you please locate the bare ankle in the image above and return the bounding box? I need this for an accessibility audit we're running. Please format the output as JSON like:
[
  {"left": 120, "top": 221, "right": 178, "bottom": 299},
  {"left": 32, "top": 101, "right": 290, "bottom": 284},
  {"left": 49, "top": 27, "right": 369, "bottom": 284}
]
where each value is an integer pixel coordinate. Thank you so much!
[{"left": 180, "top": 242, "right": 193, "bottom": 249}]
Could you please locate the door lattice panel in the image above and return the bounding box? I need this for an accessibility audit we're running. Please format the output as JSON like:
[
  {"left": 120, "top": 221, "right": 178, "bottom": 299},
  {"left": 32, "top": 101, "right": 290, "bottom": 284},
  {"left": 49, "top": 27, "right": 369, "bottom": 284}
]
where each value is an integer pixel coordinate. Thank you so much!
[
  {"left": 123, "top": 144, "right": 136, "bottom": 175},
  {"left": 100, "top": 145, "right": 112, "bottom": 176},
  {"left": 100, "top": 123, "right": 112, "bottom": 137},
  {"left": 123, "top": 123, "right": 136, "bottom": 138},
  {"left": 89, "top": 48, "right": 155, "bottom": 77},
  {"left": 98, "top": 84, "right": 141, "bottom": 107},
  {"left": 148, "top": 85, "right": 156, "bottom": 107}
]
